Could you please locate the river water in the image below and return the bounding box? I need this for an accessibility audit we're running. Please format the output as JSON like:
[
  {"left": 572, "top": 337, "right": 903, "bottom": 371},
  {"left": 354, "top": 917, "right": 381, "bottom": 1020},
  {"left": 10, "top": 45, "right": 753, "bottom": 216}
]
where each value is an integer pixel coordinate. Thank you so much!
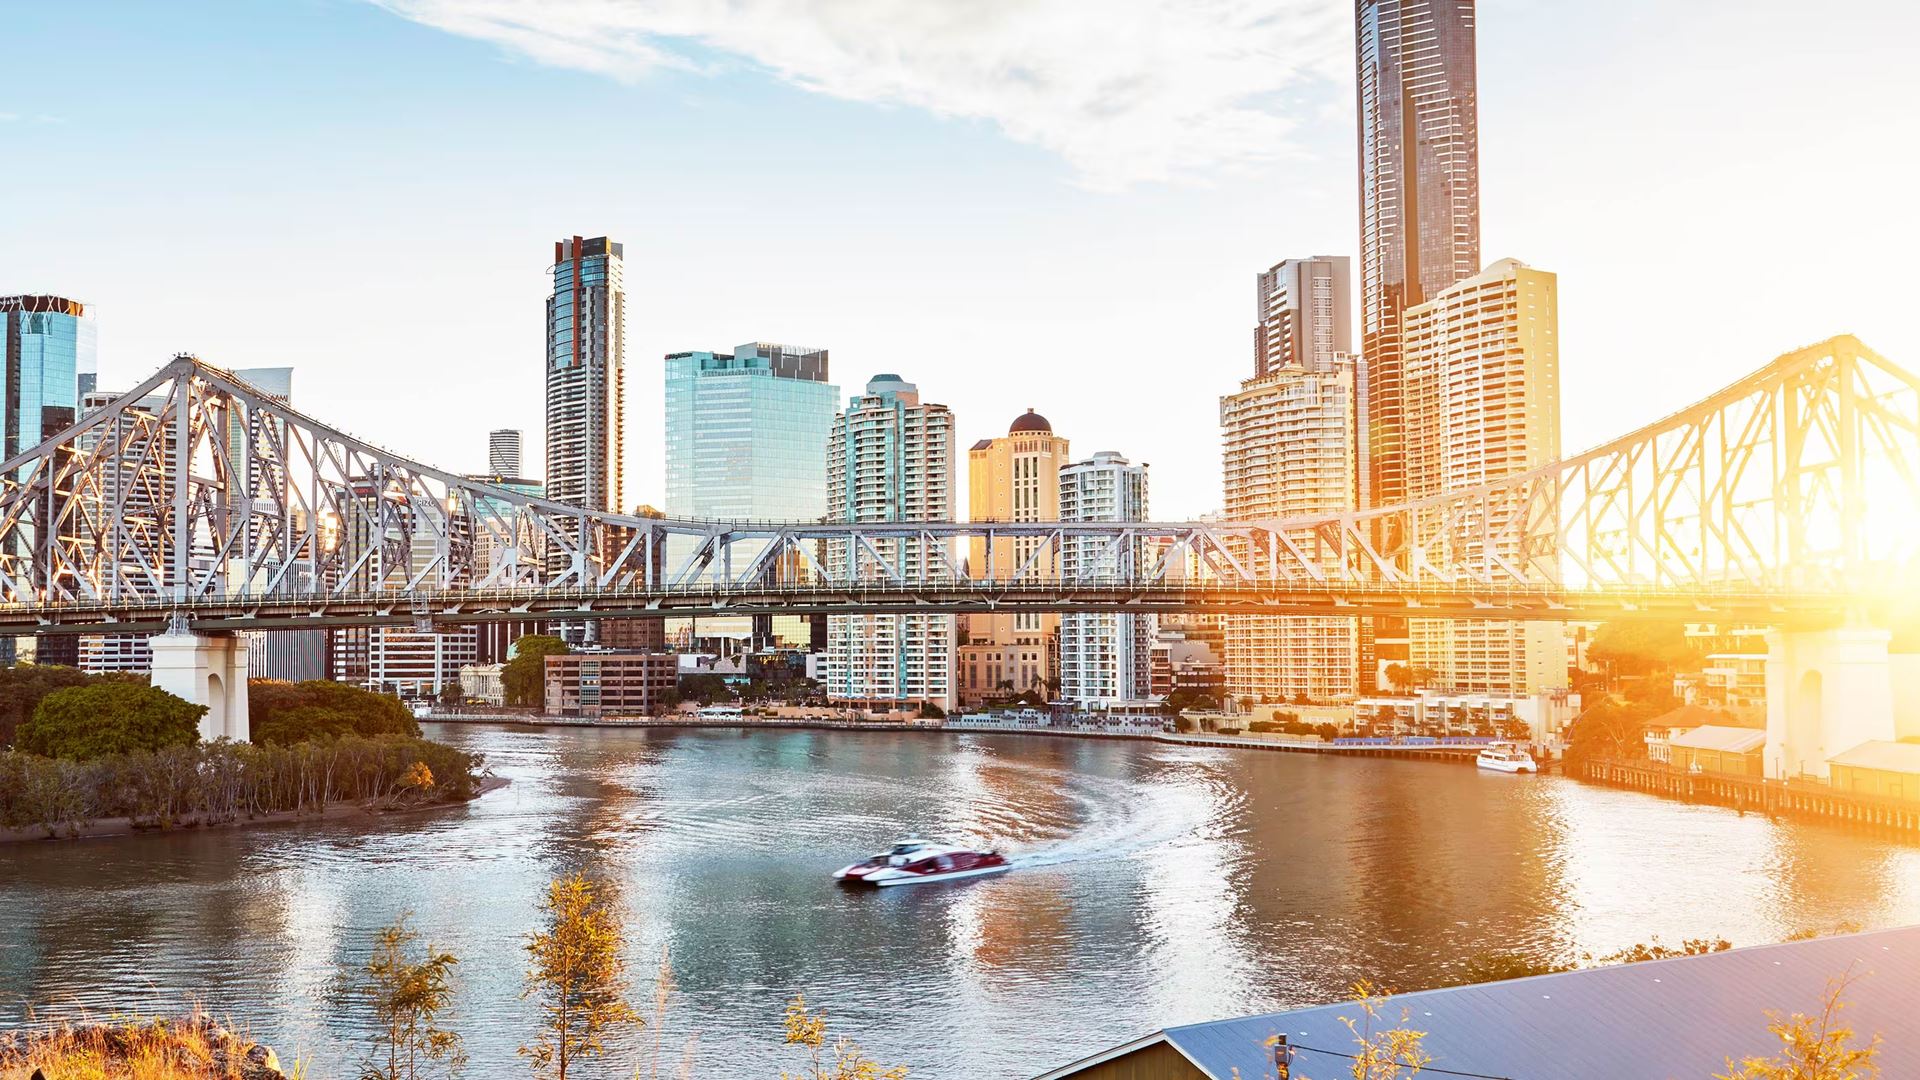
[{"left": 4, "top": 725, "right": 1919, "bottom": 1078}]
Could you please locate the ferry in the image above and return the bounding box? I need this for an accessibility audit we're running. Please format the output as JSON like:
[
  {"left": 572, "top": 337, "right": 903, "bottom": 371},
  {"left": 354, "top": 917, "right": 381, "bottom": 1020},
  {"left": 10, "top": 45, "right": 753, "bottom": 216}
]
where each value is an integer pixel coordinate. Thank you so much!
[
  {"left": 833, "top": 838, "right": 1011, "bottom": 887},
  {"left": 1476, "top": 742, "right": 1538, "bottom": 774}
]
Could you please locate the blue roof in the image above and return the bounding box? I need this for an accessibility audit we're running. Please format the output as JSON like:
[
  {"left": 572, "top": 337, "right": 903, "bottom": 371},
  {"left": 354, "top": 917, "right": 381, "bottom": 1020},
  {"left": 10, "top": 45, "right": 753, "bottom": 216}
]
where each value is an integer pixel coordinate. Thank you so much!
[{"left": 1039, "top": 925, "right": 1920, "bottom": 1080}]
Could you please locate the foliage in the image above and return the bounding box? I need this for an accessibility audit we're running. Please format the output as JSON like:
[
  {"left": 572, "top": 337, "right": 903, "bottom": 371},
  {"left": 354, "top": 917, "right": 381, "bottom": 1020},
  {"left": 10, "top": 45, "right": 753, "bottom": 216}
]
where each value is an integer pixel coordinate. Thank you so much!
[
  {"left": 0, "top": 734, "right": 481, "bottom": 837},
  {"left": 1586, "top": 936, "right": 1731, "bottom": 965},
  {"left": 1716, "top": 968, "right": 1881, "bottom": 1080},
  {"left": 1173, "top": 715, "right": 1196, "bottom": 733},
  {"left": 1248, "top": 718, "right": 1340, "bottom": 739},
  {"left": 1588, "top": 620, "right": 1696, "bottom": 678},
  {"left": 1564, "top": 694, "right": 1673, "bottom": 766},
  {"left": 916, "top": 701, "right": 946, "bottom": 720},
  {"left": 676, "top": 674, "right": 735, "bottom": 705},
  {"left": 0, "top": 663, "right": 94, "bottom": 750},
  {"left": 363, "top": 914, "right": 463, "bottom": 1080},
  {"left": 19, "top": 682, "right": 205, "bottom": 761},
  {"left": 1382, "top": 664, "right": 1438, "bottom": 692},
  {"left": 1337, "top": 981, "right": 1431, "bottom": 1080},
  {"left": 1161, "top": 688, "right": 1219, "bottom": 714},
  {"left": 521, "top": 874, "right": 641, "bottom": 1080},
  {"left": 504, "top": 635, "right": 571, "bottom": 708},
  {"left": 1448, "top": 951, "right": 1576, "bottom": 986},
  {"left": 251, "top": 680, "right": 420, "bottom": 745},
  {"left": 0, "top": 1006, "right": 296, "bottom": 1079},
  {"left": 780, "top": 993, "right": 907, "bottom": 1080}
]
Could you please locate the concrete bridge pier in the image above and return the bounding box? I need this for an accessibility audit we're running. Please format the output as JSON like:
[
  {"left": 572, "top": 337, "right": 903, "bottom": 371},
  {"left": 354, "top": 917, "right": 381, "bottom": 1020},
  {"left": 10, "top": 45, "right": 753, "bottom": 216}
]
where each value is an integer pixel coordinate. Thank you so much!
[
  {"left": 1765, "top": 627, "right": 1894, "bottom": 781},
  {"left": 149, "top": 621, "right": 250, "bottom": 743}
]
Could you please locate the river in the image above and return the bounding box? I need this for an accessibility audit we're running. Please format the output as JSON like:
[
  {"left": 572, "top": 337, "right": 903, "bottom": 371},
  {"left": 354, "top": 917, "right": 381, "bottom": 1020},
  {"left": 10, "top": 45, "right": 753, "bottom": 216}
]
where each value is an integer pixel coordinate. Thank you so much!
[{"left": 4, "top": 724, "right": 1918, "bottom": 1078}]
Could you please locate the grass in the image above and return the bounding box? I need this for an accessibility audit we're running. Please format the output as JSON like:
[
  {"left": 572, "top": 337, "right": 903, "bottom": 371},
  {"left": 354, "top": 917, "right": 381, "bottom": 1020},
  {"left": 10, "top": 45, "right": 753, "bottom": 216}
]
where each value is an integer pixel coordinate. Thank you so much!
[{"left": 0, "top": 1008, "right": 301, "bottom": 1080}]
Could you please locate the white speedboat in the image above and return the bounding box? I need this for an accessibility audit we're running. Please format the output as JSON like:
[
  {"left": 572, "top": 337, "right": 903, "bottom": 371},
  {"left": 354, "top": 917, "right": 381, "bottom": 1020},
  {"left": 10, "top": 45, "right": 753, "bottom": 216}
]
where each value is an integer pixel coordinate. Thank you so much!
[
  {"left": 833, "top": 838, "right": 1011, "bottom": 887},
  {"left": 1477, "top": 743, "right": 1538, "bottom": 773}
]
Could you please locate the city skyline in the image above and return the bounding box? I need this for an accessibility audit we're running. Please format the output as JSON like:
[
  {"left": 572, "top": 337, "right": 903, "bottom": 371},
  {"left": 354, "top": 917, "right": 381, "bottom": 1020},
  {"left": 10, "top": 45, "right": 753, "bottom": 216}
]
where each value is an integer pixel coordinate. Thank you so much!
[{"left": 3, "top": 2, "right": 1917, "bottom": 520}]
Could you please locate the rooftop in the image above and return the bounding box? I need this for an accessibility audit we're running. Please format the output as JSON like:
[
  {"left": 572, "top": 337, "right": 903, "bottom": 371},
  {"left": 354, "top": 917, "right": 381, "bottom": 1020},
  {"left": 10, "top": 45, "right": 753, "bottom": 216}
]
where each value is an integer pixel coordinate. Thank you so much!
[
  {"left": 1037, "top": 925, "right": 1920, "bottom": 1080},
  {"left": 1669, "top": 724, "right": 1767, "bottom": 754},
  {"left": 1828, "top": 739, "right": 1920, "bottom": 774}
]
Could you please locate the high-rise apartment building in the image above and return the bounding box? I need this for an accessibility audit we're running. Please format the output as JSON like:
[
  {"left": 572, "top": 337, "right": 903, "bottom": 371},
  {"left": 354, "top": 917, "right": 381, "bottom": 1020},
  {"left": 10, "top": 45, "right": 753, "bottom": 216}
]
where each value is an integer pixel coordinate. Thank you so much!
[
  {"left": 489, "top": 429, "right": 523, "bottom": 478},
  {"left": 1356, "top": 0, "right": 1480, "bottom": 511},
  {"left": 664, "top": 342, "right": 839, "bottom": 647},
  {"left": 1220, "top": 359, "right": 1361, "bottom": 704},
  {"left": 1058, "top": 451, "right": 1153, "bottom": 707},
  {"left": 1402, "top": 258, "right": 1563, "bottom": 694},
  {"left": 959, "top": 410, "right": 1070, "bottom": 706},
  {"left": 545, "top": 236, "right": 625, "bottom": 512},
  {"left": 1254, "top": 257, "right": 1353, "bottom": 377},
  {"left": 823, "top": 375, "right": 955, "bottom": 712}
]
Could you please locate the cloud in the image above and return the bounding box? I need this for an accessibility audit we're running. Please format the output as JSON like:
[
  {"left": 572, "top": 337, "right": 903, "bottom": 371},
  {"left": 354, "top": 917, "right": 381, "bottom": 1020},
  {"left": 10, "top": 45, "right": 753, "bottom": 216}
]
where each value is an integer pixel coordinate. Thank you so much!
[{"left": 370, "top": 0, "right": 1349, "bottom": 188}]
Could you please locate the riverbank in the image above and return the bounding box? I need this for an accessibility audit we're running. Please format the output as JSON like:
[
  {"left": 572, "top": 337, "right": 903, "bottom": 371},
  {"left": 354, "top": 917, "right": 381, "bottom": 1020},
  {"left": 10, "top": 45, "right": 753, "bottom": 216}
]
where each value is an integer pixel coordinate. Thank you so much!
[
  {"left": 1577, "top": 756, "right": 1920, "bottom": 835},
  {"left": 0, "top": 774, "right": 509, "bottom": 845}
]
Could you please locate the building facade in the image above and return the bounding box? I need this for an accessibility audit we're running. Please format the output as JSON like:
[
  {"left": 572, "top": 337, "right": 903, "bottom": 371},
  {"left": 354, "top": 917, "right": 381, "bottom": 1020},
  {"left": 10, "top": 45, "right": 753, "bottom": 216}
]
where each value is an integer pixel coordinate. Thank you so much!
[
  {"left": 664, "top": 342, "right": 839, "bottom": 648},
  {"left": 544, "top": 650, "right": 678, "bottom": 717},
  {"left": 1058, "top": 451, "right": 1153, "bottom": 707},
  {"left": 1401, "top": 258, "right": 1564, "bottom": 695},
  {"left": 824, "top": 375, "right": 955, "bottom": 712},
  {"left": 959, "top": 409, "right": 1070, "bottom": 706},
  {"left": 1220, "top": 360, "right": 1361, "bottom": 703},
  {"left": 545, "top": 236, "right": 625, "bottom": 513},
  {"left": 1254, "top": 256, "right": 1353, "bottom": 377},
  {"left": 488, "top": 428, "right": 523, "bottom": 477}
]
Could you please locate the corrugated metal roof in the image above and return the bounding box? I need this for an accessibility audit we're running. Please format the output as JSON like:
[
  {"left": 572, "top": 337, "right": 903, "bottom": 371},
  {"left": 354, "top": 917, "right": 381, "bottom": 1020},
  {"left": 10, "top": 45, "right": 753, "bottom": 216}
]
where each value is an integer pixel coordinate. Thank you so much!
[
  {"left": 1669, "top": 724, "right": 1767, "bottom": 753},
  {"left": 1828, "top": 739, "right": 1920, "bottom": 774},
  {"left": 1044, "top": 926, "right": 1920, "bottom": 1080}
]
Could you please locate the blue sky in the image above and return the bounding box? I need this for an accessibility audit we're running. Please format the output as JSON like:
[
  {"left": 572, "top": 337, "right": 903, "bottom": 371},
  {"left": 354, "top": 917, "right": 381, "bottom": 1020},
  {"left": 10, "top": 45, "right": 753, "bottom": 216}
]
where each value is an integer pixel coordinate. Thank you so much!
[{"left": 5, "top": 0, "right": 1917, "bottom": 517}]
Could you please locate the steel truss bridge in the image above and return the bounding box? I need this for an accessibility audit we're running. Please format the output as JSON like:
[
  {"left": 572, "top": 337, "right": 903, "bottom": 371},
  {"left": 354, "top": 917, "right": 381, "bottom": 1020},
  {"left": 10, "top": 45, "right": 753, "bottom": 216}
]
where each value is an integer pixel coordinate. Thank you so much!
[{"left": 0, "top": 335, "right": 1913, "bottom": 637}]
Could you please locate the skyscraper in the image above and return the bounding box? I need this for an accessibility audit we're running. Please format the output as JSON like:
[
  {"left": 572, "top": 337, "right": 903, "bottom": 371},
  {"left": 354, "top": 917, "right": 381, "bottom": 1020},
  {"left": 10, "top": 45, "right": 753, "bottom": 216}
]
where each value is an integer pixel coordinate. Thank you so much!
[
  {"left": 1, "top": 295, "right": 95, "bottom": 462},
  {"left": 1254, "top": 256, "right": 1353, "bottom": 377},
  {"left": 1058, "top": 451, "right": 1153, "bottom": 707},
  {"left": 1401, "top": 258, "right": 1563, "bottom": 694},
  {"left": 1356, "top": 0, "right": 1480, "bottom": 510},
  {"left": 1220, "top": 359, "right": 1361, "bottom": 704},
  {"left": 489, "top": 429, "right": 523, "bottom": 478},
  {"left": 959, "top": 410, "right": 1070, "bottom": 706},
  {"left": 664, "top": 342, "right": 839, "bottom": 647},
  {"left": 824, "top": 375, "right": 955, "bottom": 712},
  {"left": 545, "top": 236, "right": 625, "bottom": 512}
]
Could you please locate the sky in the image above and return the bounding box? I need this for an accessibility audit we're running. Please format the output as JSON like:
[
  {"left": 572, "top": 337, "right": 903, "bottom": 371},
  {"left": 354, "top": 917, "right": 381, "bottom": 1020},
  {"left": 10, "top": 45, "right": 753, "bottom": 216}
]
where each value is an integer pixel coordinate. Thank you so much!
[{"left": 3, "top": 0, "right": 1917, "bottom": 519}]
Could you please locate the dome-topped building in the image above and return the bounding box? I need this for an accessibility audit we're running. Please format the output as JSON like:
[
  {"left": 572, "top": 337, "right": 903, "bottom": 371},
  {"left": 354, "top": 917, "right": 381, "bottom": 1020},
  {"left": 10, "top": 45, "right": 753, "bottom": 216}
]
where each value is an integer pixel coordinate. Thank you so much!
[{"left": 1009, "top": 408, "right": 1052, "bottom": 435}]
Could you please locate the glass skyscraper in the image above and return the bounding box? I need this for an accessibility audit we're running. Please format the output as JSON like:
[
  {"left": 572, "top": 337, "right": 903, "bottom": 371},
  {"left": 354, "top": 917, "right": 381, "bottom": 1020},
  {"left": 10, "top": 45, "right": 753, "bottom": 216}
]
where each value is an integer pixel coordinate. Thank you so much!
[
  {"left": 663, "top": 343, "right": 837, "bottom": 522},
  {"left": 546, "top": 236, "right": 625, "bottom": 513},
  {"left": 1, "top": 295, "right": 95, "bottom": 462}
]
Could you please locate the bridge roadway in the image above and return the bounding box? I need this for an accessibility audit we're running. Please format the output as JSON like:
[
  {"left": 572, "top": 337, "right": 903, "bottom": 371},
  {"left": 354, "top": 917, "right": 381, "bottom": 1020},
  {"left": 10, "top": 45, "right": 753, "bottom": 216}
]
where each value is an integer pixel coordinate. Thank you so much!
[{"left": 0, "top": 579, "right": 1853, "bottom": 635}]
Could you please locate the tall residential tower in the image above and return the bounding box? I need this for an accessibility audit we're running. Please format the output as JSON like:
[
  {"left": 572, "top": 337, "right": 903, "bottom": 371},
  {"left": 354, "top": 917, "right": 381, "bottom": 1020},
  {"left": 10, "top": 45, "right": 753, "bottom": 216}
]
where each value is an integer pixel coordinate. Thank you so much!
[
  {"left": 1254, "top": 256, "right": 1353, "bottom": 378},
  {"left": 545, "top": 236, "right": 625, "bottom": 512},
  {"left": 1058, "top": 451, "right": 1153, "bottom": 707},
  {"left": 959, "top": 410, "right": 1070, "bottom": 706}
]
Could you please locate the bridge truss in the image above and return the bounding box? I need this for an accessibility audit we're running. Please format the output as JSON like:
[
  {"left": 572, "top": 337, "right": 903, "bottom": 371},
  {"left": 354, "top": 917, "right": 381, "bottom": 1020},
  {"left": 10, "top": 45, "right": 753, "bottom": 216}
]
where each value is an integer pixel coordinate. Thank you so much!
[{"left": 0, "top": 336, "right": 1911, "bottom": 634}]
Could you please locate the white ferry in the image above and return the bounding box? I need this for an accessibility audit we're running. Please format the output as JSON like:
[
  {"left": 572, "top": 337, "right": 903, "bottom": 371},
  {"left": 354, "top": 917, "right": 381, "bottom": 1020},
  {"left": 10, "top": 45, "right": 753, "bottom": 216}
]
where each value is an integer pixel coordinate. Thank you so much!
[{"left": 1476, "top": 742, "right": 1538, "bottom": 774}]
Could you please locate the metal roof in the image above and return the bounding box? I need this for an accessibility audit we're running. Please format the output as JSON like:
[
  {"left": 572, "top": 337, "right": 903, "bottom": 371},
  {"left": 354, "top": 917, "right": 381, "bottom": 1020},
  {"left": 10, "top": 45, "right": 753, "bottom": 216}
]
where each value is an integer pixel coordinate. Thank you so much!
[
  {"left": 1668, "top": 724, "right": 1767, "bottom": 753},
  {"left": 1828, "top": 739, "right": 1920, "bottom": 774},
  {"left": 1035, "top": 926, "right": 1920, "bottom": 1080}
]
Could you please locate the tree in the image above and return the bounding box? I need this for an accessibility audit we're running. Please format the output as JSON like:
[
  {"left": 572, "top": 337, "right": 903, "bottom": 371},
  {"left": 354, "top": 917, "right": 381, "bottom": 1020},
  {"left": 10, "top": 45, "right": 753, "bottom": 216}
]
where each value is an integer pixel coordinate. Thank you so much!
[
  {"left": 251, "top": 680, "right": 419, "bottom": 745},
  {"left": 521, "top": 874, "right": 641, "bottom": 1080},
  {"left": 1336, "top": 981, "right": 1432, "bottom": 1080},
  {"left": 1587, "top": 620, "right": 1696, "bottom": 679},
  {"left": 780, "top": 993, "right": 907, "bottom": 1080},
  {"left": 363, "top": 913, "right": 463, "bottom": 1080},
  {"left": 1717, "top": 968, "right": 1881, "bottom": 1080},
  {"left": 0, "top": 663, "right": 93, "bottom": 749},
  {"left": 19, "top": 682, "right": 205, "bottom": 761},
  {"left": 917, "top": 700, "right": 947, "bottom": 720},
  {"left": 504, "top": 635, "right": 571, "bottom": 708},
  {"left": 1565, "top": 695, "right": 1672, "bottom": 765}
]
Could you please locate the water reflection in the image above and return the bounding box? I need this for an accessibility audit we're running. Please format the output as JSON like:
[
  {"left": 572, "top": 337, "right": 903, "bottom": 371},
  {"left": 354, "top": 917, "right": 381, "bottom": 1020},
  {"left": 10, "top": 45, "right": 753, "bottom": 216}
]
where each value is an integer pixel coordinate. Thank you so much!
[{"left": 2, "top": 726, "right": 1917, "bottom": 1079}]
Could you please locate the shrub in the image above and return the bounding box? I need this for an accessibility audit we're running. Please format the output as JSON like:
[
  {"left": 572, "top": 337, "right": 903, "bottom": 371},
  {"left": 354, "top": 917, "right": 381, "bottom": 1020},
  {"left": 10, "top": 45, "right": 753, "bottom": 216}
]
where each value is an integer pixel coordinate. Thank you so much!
[
  {"left": 503, "top": 634, "right": 570, "bottom": 707},
  {"left": 19, "top": 682, "right": 205, "bottom": 760},
  {"left": 0, "top": 662, "right": 93, "bottom": 749},
  {"left": 1173, "top": 716, "right": 1196, "bottom": 733},
  {"left": 251, "top": 679, "right": 419, "bottom": 744}
]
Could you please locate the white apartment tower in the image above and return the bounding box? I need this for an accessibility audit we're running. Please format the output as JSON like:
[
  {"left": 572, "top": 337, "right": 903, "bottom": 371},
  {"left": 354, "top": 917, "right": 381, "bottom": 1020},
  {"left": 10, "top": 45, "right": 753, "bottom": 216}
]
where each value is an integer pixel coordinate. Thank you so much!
[
  {"left": 545, "top": 236, "right": 624, "bottom": 512},
  {"left": 824, "top": 375, "right": 955, "bottom": 712},
  {"left": 1220, "top": 359, "right": 1361, "bottom": 704},
  {"left": 1401, "top": 258, "right": 1564, "bottom": 694},
  {"left": 1058, "top": 451, "right": 1153, "bottom": 707},
  {"left": 1255, "top": 256, "right": 1353, "bottom": 377},
  {"left": 488, "top": 428, "right": 523, "bottom": 478}
]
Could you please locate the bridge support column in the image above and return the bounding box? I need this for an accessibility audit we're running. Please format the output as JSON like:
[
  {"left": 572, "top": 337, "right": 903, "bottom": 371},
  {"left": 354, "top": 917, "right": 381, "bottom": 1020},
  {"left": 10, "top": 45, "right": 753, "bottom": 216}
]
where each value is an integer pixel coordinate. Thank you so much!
[
  {"left": 150, "top": 628, "right": 251, "bottom": 743},
  {"left": 1765, "top": 627, "right": 1894, "bottom": 781}
]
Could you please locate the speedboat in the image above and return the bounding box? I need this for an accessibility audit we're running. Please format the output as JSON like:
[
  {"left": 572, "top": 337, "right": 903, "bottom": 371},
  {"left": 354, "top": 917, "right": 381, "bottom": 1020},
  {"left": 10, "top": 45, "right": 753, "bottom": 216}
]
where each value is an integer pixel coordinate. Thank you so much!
[
  {"left": 833, "top": 838, "right": 1011, "bottom": 887},
  {"left": 1476, "top": 742, "right": 1538, "bottom": 774}
]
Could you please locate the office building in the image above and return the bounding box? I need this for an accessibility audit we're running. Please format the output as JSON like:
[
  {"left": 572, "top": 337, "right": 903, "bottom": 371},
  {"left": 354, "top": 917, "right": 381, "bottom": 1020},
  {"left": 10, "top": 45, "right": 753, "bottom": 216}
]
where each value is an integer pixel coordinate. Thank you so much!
[
  {"left": 663, "top": 342, "right": 839, "bottom": 647},
  {"left": 489, "top": 428, "right": 523, "bottom": 478},
  {"left": 1219, "top": 359, "right": 1361, "bottom": 703},
  {"left": 1058, "top": 451, "right": 1153, "bottom": 707},
  {"left": 544, "top": 650, "right": 679, "bottom": 717},
  {"left": 1401, "top": 258, "right": 1563, "bottom": 695},
  {"left": 824, "top": 375, "right": 955, "bottom": 712},
  {"left": 1356, "top": 0, "right": 1480, "bottom": 511},
  {"left": 958, "top": 409, "right": 1070, "bottom": 706},
  {"left": 545, "top": 236, "right": 624, "bottom": 513},
  {"left": 1, "top": 295, "right": 94, "bottom": 461},
  {"left": 1254, "top": 256, "right": 1352, "bottom": 377}
]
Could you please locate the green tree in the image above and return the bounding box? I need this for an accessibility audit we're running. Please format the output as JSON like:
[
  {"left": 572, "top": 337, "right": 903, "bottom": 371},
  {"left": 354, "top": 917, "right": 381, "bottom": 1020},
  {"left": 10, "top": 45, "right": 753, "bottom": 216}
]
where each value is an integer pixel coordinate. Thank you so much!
[
  {"left": 19, "top": 682, "right": 205, "bottom": 761},
  {"left": 1565, "top": 695, "right": 1673, "bottom": 765},
  {"left": 1588, "top": 620, "right": 1696, "bottom": 678},
  {"left": 363, "top": 913, "right": 463, "bottom": 1080},
  {"left": 503, "top": 635, "right": 571, "bottom": 708},
  {"left": 917, "top": 700, "right": 947, "bottom": 720},
  {"left": 1717, "top": 969, "right": 1881, "bottom": 1080},
  {"left": 780, "top": 993, "right": 907, "bottom": 1080},
  {"left": 0, "top": 663, "right": 93, "bottom": 749},
  {"left": 251, "top": 679, "right": 419, "bottom": 744},
  {"left": 521, "top": 874, "right": 641, "bottom": 1080}
]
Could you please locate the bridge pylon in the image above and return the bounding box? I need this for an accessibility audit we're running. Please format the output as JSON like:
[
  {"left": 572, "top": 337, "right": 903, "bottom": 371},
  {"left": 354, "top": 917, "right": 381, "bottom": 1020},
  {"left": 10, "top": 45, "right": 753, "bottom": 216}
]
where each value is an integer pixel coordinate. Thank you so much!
[
  {"left": 1764, "top": 627, "right": 1895, "bottom": 781},
  {"left": 149, "top": 616, "right": 250, "bottom": 743}
]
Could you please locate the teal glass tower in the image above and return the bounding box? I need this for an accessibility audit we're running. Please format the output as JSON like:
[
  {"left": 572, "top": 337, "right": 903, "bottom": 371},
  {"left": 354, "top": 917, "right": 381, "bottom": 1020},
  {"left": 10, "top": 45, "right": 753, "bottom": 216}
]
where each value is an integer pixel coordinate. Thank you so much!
[
  {"left": 664, "top": 343, "right": 837, "bottom": 522},
  {"left": 2, "top": 295, "right": 95, "bottom": 461}
]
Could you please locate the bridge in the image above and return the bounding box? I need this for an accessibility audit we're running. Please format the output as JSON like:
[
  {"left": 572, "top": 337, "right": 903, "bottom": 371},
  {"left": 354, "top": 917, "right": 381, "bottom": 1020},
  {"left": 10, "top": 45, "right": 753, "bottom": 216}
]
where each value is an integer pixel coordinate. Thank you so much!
[{"left": 0, "top": 335, "right": 1914, "bottom": 775}]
